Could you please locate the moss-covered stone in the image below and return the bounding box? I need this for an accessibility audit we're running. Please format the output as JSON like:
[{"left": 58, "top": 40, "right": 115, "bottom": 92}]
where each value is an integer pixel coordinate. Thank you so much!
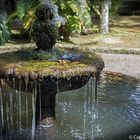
[{"left": 0, "top": 48, "right": 104, "bottom": 80}]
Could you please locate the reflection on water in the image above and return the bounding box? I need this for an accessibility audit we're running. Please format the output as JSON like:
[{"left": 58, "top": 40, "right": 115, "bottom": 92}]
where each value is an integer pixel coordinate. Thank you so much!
[{"left": 0, "top": 72, "right": 140, "bottom": 140}]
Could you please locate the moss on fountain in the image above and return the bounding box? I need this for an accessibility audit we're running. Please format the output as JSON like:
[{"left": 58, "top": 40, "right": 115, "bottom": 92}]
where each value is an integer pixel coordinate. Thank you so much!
[{"left": 0, "top": 48, "right": 104, "bottom": 79}]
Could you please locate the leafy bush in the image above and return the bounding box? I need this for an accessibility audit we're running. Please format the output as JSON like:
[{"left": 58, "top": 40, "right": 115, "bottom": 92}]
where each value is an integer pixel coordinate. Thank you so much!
[
  {"left": 67, "top": 15, "right": 81, "bottom": 34},
  {"left": 0, "top": 15, "right": 10, "bottom": 45},
  {"left": 53, "top": 0, "right": 92, "bottom": 35}
]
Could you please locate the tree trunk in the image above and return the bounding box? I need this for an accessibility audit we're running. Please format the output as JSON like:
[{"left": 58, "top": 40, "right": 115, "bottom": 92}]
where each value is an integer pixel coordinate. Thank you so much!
[{"left": 100, "top": 0, "right": 110, "bottom": 34}]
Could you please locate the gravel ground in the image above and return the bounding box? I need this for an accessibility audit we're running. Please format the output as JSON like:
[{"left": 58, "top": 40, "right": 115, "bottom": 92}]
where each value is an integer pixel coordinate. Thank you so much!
[{"left": 98, "top": 53, "right": 140, "bottom": 78}]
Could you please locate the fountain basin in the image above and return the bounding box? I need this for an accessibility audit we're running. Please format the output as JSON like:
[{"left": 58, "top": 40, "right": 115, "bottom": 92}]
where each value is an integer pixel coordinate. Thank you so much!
[{"left": 0, "top": 47, "right": 104, "bottom": 125}]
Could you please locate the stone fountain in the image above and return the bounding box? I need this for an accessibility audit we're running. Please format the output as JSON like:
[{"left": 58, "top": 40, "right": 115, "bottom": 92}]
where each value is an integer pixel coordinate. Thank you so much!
[{"left": 0, "top": 4, "right": 104, "bottom": 126}]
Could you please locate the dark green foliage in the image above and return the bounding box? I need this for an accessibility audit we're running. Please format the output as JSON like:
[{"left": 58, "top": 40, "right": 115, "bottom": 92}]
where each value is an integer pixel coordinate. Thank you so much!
[
  {"left": 30, "top": 4, "right": 58, "bottom": 50},
  {"left": 88, "top": 0, "right": 102, "bottom": 18},
  {"left": 30, "top": 21, "right": 58, "bottom": 50},
  {"left": 7, "top": 0, "right": 40, "bottom": 34},
  {"left": 110, "top": 0, "right": 121, "bottom": 15},
  {"left": 0, "top": 15, "right": 10, "bottom": 45},
  {"left": 35, "top": 4, "right": 54, "bottom": 21}
]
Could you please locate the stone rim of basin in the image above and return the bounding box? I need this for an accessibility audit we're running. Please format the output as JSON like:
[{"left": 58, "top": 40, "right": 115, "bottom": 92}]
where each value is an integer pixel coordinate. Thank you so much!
[{"left": 0, "top": 47, "right": 104, "bottom": 81}]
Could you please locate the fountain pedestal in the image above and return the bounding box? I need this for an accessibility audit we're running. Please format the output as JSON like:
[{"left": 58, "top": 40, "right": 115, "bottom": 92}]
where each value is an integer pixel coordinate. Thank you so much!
[
  {"left": 35, "top": 75, "right": 90, "bottom": 126},
  {"left": 36, "top": 92, "right": 56, "bottom": 126},
  {"left": 36, "top": 77, "right": 57, "bottom": 126}
]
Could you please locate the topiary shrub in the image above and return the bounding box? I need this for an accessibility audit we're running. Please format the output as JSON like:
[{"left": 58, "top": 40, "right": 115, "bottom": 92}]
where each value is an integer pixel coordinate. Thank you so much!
[{"left": 30, "top": 4, "right": 58, "bottom": 50}]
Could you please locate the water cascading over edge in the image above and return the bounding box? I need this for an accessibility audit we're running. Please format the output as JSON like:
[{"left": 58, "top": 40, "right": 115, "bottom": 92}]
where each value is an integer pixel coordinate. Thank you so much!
[{"left": 0, "top": 3, "right": 104, "bottom": 127}]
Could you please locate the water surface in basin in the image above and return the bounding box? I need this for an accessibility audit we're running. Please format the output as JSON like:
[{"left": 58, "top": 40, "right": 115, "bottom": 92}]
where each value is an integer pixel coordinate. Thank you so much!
[{"left": 0, "top": 72, "right": 140, "bottom": 140}]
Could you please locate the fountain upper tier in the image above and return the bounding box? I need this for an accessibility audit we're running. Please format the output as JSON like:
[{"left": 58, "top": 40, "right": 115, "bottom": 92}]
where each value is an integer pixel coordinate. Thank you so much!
[{"left": 0, "top": 47, "right": 104, "bottom": 81}]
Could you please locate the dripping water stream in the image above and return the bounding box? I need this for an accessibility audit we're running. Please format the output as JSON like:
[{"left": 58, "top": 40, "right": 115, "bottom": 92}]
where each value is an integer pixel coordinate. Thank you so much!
[
  {"left": 0, "top": 79, "right": 4, "bottom": 135},
  {"left": 31, "top": 81, "right": 38, "bottom": 139},
  {"left": 18, "top": 81, "right": 22, "bottom": 132}
]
